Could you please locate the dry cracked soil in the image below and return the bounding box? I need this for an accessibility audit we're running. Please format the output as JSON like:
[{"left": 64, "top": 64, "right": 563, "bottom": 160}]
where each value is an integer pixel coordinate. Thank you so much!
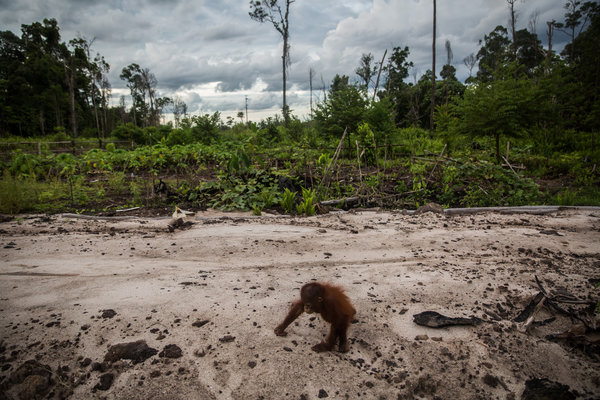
[{"left": 0, "top": 207, "right": 599, "bottom": 399}]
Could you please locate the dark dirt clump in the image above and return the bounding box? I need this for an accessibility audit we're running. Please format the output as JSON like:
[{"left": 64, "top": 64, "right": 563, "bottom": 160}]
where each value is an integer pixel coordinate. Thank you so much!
[
  {"left": 159, "top": 344, "right": 183, "bottom": 359},
  {"left": 104, "top": 340, "right": 158, "bottom": 364}
]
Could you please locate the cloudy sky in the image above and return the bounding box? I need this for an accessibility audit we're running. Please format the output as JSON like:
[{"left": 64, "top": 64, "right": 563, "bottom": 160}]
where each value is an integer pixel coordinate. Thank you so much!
[{"left": 1, "top": 0, "right": 570, "bottom": 121}]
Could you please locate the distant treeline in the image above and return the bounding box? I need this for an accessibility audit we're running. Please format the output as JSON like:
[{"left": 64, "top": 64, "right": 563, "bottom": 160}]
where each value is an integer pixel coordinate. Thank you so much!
[{"left": 0, "top": 1, "right": 599, "bottom": 164}]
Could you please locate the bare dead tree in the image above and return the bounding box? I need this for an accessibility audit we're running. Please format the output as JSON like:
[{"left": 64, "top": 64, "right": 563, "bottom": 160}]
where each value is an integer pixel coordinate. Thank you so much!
[
  {"left": 507, "top": 0, "right": 518, "bottom": 45},
  {"left": 463, "top": 53, "right": 477, "bottom": 78},
  {"left": 100, "top": 77, "right": 111, "bottom": 136},
  {"left": 431, "top": 0, "right": 436, "bottom": 131},
  {"left": 528, "top": 9, "right": 539, "bottom": 33},
  {"left": 355, "top": 53, "right": 378, "bottom": 92},
  {"left": 547, "top": 21, "right": 555, "bottom": 55},
  {"left": 173, "top": 96, "right": 187, "bottom": 129},
  {"left": 309, "top": 67, "right": 315, "bottom": 118},
  {"left": 507, "top": 0, "right": 526, "bottom": 56},
  {"left": 249, "top": 0, "right": 295, "bottom": 124},
  {"left": 320, "top": 74, "right": 327, "bottom": 103},
  {"left": 445, "top": 40, "right": 453, "bottom": 65},
  {"left": 554, "top": 0, "right": 596, "bottom": 60},
  {"left": 141, "top": 68, "right": 158, "bottom": 126}
]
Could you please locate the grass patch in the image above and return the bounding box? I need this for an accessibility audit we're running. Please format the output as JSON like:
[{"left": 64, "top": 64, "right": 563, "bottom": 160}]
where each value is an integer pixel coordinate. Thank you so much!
[
  {"left": 555, "top": 186, "right": 600, "bottom": 206},
  {"left": 0, "top": 170, "right": 37, "bottom": 214}
]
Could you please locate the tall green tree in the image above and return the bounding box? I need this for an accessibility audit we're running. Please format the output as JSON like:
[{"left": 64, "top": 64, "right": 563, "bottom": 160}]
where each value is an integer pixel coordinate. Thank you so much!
[
  {"left": 567, "top": 3, "right": 600, "bottom": 134},
  {"left": 439, "top": 65, "right": 465, "bottom": 105},
  {"left": 0, "top": 30, "right": 27, "bottom": 135},
  {"left": 477, "top": 25, "right": 545, "bottom": 80},
  {"left": 450, "top": 63, "right": 539, "bottom": 163},
  {"left": 314, "top": 75, "right": 366, "bottom": 139},
  {"left": 476, "top": 25, "right": 511, "bottom": 82},
  {"left": 0, "top": 19, "right": 72, "bottom": 136},
  {"left": 1, "top": 19, "right": 112, "bottom": 138},
  {"left": 141, "top": 67, "right": 158, "bottom": 126},
  {"left": 119, "top": 66, "right": 159, "bottom": 128},
  {"left": 94, "top": 54, "right": 111, "bottom": 138},
  {"left": 70, "top": 37, "right": 111, "bottom": 142},
  {"left": 120, "top": 64, "right": 138, "bottom": 120},
  {"left": 406, "top": 69, "right": 462, "bottom": 128},
  {"left": 20, "top": 19, "right": 67, "bottom": 136},
  {"left": 513, "top": 29, "right": 545, "bottom": 76},
  {"left": 555, "top": 1, "right": 598, "bottom": 60},
  {"left": 379, "top": 46, "right": 413, "bottom": 126},
  {"left": 355, "top": 53, "right": 377, "bottom": 93}
]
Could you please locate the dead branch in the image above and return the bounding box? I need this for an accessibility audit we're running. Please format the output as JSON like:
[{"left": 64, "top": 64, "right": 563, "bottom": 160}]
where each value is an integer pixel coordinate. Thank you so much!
[
  {"left": 355, "top": 140, "right": 363, "bottom": 183},
  {"left": 514, "top": 292, "right": 545, "bottom": 323},
  {"left": 319, "top": 128, "right": 347, "bottom": 193},
  {"left": 427, "top": 143, "right": 447, "bottom": 182},
  {"left": 521, "top": 296, "right": 546, "bottom": 332},
  {"left": 534, "top": 275, "right": 594, "bottom": 328},
  {"left": 502, "top": 156, "right": 520, "bottom": 177},
  {"left": 513, "top": 275, "right": 598, "bottom": 334},
  {"left": 319, "top": 197, "right": 362, "bottom": 208}
]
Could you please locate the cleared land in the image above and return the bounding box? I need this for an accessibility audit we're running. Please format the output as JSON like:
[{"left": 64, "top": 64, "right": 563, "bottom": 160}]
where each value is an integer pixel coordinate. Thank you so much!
[{"left": 0, "top": 208, "right": 599, "bottom": 399}]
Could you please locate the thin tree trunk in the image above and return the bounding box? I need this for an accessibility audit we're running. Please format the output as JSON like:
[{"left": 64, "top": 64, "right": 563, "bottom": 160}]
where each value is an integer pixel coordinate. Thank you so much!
[
  {"left": 309, "top": 68, "right": 314, "bottom": 118},
  {"left": 39, "top": 110, "right": 45, "bottom": 136},
  {"left": 430, "top": 0, "right": 436, "bottom": 131},
  {"left": 131, "top": 91, "right": 137, "bottom": 127},
  {"left": 91, "top": 85, "right": 101, "bottom": 147},
  {"left": 282, "top": 0, "right": 291, "bottom": 125},
  {"left": 570, "top": 26, "right": 575, "bottom": 60},
  {"left": 147, "top": 84, "right": 156, "bottom": 126},
  {"left": 545, "top": 21, "right": 554, "bottom": 76},
  {"left": 547, "top": 21, "right": 553, "bottom": 55},
  {"left": 54, "top": 94, "right": 60, "bottom": 128},
  {"left": 64, "top": 61, "right": 77, "bottom": 138},
  {"left": 102, "top": 91, "right": 109, "bottom": 138},
  {"left": 509, "top": 0, "right": 517, "bottom": 54},
  {"left": 282, "top": 36, "right": 287, "bottom": 123},
  {"left": 496, "top": 134, "right": 501, "bottom": 164},
  {"left": 372, "top": 49, "right": 387, "bottom": 102},
  {"left": 141, "top": 91, "right": 147, "bottom": 127}
]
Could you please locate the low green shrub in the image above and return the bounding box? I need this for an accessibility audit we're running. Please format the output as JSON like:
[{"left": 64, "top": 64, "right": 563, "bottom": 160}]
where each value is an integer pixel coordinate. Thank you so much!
[
  {"left": 458, "top": 161, "right": 540, "bottom": 207},
  {"left": 296, "top": 188, "right": 316, "bottom": 216},
  {"left": 281, "top": 188, "right": 297, "bottom": 214}
]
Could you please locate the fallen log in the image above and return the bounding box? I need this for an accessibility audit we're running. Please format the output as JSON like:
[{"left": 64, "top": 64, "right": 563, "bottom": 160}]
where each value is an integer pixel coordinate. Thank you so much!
[
  {"left": 319, "top": 197, "right": 362, "bottom": 207},
  {"left": 443, "top": 205, "right": 600, "bottom": 216}
]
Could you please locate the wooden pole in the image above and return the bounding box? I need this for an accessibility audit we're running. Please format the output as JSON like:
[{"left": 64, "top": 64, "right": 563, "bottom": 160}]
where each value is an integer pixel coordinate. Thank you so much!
[
  {"left": 430, "top": 0, "right": 436, "bottom": 131},
  {"left": 372, "top": 49, "right": 387, "bottom": 102}
]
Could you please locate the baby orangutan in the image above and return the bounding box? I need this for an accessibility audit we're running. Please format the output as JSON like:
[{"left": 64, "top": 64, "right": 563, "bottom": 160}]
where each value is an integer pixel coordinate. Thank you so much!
[{"left": 274, "top": 282, "right": 356, "bottom": 352}]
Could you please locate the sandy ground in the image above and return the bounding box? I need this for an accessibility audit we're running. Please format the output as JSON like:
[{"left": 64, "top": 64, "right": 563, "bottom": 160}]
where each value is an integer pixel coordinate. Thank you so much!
[{"left": 0, "top": 208, "right": 599, "bottom": 399}]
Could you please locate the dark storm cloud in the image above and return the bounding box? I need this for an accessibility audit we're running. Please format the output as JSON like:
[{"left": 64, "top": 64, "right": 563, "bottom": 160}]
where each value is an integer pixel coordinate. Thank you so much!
[
  {"left": 203, "top": 25, "right": 249, "bottom": 42},
  {"left": 1, "top": 0, "right": 571, "bottom": 118}
]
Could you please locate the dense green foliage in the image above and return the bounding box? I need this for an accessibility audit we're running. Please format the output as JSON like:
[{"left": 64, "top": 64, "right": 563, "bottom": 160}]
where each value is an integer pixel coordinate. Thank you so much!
[
  {"left": 1, "top": 3, "right": 599, "bottom": 214},
  {"left": 0, "top": 18, "right": 172, "bottom": 141}
]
